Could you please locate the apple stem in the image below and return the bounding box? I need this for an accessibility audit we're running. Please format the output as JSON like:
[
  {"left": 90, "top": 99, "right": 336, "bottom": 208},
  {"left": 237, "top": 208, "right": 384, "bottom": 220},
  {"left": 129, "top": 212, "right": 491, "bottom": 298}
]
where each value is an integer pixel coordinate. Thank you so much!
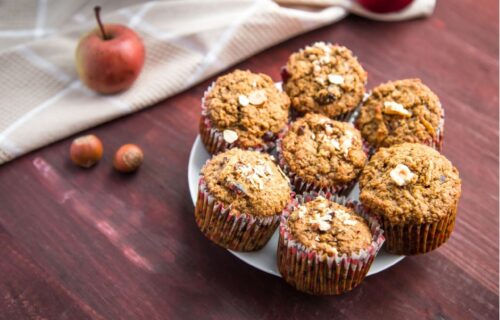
[{"left": 94, "top": 6, "right": 109, "bottom": 40}]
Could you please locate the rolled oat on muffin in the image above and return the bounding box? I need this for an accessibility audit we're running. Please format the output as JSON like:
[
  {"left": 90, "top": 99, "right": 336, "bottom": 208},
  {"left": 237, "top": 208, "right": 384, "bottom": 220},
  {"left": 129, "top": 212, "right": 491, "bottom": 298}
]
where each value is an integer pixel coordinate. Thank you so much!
[
  {"left": 195, "top": 148, "right": 291, "bottom": 251},
  {"left": 200, "top": 69, "right": 290, "bottom": 154},
  {"left": 355, "top": 79, "right": 444, "bottom": 153},
  {"left": 359, "top": 143, "right": 461, "bottom": 255},
  {"left": 277, "top": 113, "right": 367, "bottom": 195},
  {"left": 278, "top": 194, "right": 384, "bottom": 295},
  {"left": 282, "top": 42, "right": 367, "bottom": 120}
]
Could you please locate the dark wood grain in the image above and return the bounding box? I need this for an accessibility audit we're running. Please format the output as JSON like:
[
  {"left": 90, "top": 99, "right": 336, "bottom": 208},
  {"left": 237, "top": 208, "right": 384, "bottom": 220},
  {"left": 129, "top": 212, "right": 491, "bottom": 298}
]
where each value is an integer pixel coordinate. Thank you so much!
[{"left": 0, "top": 1, "right": 498, "bottom": 319}]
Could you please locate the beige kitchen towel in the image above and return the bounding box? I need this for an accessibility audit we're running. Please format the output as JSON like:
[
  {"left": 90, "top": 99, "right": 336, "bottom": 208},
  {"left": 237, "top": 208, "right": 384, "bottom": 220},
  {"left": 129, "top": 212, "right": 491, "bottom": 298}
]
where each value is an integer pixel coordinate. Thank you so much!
[{"left": 0, "top": 0, "right": 435, "bottom": 165}]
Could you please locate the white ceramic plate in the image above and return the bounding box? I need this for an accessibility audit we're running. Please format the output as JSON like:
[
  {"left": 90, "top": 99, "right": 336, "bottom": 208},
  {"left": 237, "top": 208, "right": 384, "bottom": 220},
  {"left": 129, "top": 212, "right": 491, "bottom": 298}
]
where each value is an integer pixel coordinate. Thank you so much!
[{"left": 188, "top": 136, "right": 405, "bottom": 277}]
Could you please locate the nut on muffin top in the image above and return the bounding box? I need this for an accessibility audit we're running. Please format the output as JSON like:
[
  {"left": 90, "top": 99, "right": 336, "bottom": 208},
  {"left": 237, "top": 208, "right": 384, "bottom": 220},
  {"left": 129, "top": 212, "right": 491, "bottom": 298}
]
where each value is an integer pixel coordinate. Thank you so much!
[
  {"left": 359, "top": 143, "right": 461, "bottom": 224},
  {"left": 288, "top": 196, "right": 372, "bottom": 256},
  {"left": 281, "top": 113, "right": 367, "bottom": 186},
  {"left": 201, "top": 148, "right": 291, "bottom": 216},
  {"left": 355, "top": 79, "right": 443, "bottom": 149},
  {"left": 203, "top": 70, "right": 290, "bottom": 148},
  {"left": 283, "top": 42, "right": 367, "bottom": 118}
]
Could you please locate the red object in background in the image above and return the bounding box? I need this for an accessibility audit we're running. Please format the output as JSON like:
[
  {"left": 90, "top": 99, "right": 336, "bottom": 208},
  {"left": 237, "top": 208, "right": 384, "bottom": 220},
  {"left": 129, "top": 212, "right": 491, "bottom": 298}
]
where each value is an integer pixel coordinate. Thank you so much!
[
  {"left": 357, "top": 0, "right": 413, "bottom": 13},
  {"left": 76, "top": 6, "right": 145, "bottom": 94}
]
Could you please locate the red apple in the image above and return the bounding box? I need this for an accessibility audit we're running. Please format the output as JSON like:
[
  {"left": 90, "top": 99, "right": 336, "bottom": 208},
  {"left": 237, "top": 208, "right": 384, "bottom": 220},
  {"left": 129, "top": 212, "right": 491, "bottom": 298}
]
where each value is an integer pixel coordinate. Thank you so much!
[
  {"left": 76, "top": 6, "right": 145, "bottom": 94},
  {"left": 357, "top": 0, "right": 413, "bottom": 13}
]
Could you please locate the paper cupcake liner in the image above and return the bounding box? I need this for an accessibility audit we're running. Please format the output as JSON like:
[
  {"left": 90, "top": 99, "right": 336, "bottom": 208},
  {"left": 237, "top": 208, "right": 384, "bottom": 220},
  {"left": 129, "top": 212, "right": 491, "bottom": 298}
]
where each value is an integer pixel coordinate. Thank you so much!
[
  {"left": 281, "top": 66, "right": 363, "bottom": 122},
  {"left": 275, "top": 137, "right": 358, "bottom": 196},
  {"left": 199, "top": 81, "right": 282, "bottom": 155},
  {"left": 380, "top": 205, "right": 457, "bottom": 255},
  {"left": 194, "top": 177, "right": 285, "bottom": 251},
  {"left": 277, "top": 192, "right": 385, "bottom": 295},
  {"left": 358, "top": 106, "right": 445, "bottom": 157}
]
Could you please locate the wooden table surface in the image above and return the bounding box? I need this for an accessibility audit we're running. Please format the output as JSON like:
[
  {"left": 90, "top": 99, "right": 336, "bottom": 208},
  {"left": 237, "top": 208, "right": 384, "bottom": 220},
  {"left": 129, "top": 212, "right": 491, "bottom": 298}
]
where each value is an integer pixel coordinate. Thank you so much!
[{"left": 0, "top": 1, "right": 498, "bottom": 319}]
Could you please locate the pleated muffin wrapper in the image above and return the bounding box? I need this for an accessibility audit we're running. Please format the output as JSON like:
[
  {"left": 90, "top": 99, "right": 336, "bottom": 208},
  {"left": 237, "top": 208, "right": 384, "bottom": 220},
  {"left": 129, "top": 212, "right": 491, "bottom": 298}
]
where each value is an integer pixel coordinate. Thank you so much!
[
  {"left": 280, "top": 66, "right": 364, "bottom": 122},
  {"left": 357, "top": 106, "right": 445, "bottom": 157},
  {"left": 380, "top": 203, "right": 457, "bottom": 255},
  {"left": 278, "top": 192, "right": 385, "bottom": 295},
  {"left": 199, "top": 81, "right": 284, "bottom": 155},
  {"left": 275, "top": 134, "right": 361, "bottom": 196},
  {"left": 195, "top": 177, "right": 289, "bottom": 252}
]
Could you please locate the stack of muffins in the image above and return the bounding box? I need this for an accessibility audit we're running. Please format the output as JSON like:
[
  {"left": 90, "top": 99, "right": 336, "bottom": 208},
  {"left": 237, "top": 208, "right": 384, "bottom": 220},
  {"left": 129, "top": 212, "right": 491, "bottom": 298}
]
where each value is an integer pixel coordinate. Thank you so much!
[{"left": 194, "top": 42, "right": 461, "bottom": 295}]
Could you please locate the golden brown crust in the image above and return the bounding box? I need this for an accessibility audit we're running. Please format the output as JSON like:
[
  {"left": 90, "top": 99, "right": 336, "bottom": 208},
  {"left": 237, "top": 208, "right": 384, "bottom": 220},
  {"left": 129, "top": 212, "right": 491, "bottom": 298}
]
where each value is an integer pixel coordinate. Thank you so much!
[
  {"left": 283, "top": 42, "right": 367, "bottom": 118},
  {"left": 201, "top": 148, "right": 291, "bottom": 217},
  {"left": 355, "top": 79, "right": 443, "bottom": 149},
  {"left": 204, "top": 70, "right": 290, "bottom": 148},
  {"left": 288, "top": 196, "right": 372, "bottom": 255},
  {"left": 359, "top": 143, "right": 461, "bottom": 224},
  {"left": 281, "top": 113, "right": 367, "bottom": 186}
]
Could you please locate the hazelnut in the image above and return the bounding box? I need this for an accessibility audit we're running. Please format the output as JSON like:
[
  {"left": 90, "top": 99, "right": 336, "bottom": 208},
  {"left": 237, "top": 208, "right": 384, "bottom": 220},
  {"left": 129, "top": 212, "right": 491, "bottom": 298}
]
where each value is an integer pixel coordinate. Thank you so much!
[
  {"left": 70, "top": 134, "right": 103, "bottom": 168},
  {"left": 113, "top": 144, "right": 143, "bottom": 173}
]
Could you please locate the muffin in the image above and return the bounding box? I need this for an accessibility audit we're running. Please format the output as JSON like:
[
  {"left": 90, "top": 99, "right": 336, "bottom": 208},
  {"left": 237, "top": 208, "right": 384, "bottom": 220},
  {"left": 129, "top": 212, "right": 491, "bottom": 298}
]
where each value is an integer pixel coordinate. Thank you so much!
[
  {"left": 200, "top": 70, "right": 290, "bottom": 154},
  {"left": 277, "top": 113, "right": 367, "bottom": 195},
  {"left": 282, "top": 42, "right": 367, "bottom": 120},
  {"left": 195, "top": 148, "right": 291, "bottom": 251},
  {"left": 278, "top": 194, "right": 384, "bottom": 295},
  {"left": 355, "top": 79, "right": 444, "bottom": 154},
  {"left": 359, "top": 143, "right": 461, "bottom": 255}
]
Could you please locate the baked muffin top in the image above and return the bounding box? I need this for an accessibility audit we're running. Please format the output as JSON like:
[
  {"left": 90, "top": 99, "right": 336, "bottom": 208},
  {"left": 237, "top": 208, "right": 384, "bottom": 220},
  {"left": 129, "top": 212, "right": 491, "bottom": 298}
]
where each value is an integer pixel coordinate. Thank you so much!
[
  {"left": 283, "top": 42, "right": 367, "bottom": 118},
  {"left": 203, "top": 70, "right": 290, "bottom": 148},
  {"left": 287, "top": 196, "right": 372, "bottom": 256},
  {"left": 280, "top": 113, "right": 367, "bottom": 186},
  {"left": 359, "top": 143, "right": 461, "bottom": 224},
  {"left": 355, "top": 79, "right": 443, "bottom": 149},
  {"left": 201, "top": 148, "right": 291, "bottom": 216}
]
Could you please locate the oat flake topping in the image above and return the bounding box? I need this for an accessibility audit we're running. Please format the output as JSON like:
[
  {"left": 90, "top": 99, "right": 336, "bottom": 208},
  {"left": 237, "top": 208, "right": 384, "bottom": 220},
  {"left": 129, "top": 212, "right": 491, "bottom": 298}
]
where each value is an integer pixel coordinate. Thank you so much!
[
  {"left": 297, "top": 196, "right": 360, "bottom": 232},
  {"left": 238, "top": 94, "right": 249, "bottom": 107},
  {"left": 288, "top": 196, "right": 371, "bottom": 255},
  {"left": 248, "top": 90, "right": 267, "bottom": 105},
  {"left": 328, "top": 74, "right": 345, "bottom": 85},
  {"left": 223, "top": 129, "right": 238, "bottom": 144},
  {"left": 383, "top": 101, "right": 412, "bottom": 117},
  {"left": 237, "top": 160, "right": 273, "bottom": 190},
  {"left": 390, "top": 163, "right": 414, "bottom": 186}
]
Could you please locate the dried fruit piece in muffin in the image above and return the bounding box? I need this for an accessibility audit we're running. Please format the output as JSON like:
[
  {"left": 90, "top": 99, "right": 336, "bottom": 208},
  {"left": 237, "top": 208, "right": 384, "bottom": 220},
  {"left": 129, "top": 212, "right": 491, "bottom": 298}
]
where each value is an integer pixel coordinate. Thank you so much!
[
  {"left": 200, "top": 70, "right": 290, "bottom": 154},
  {"left": 359, "top": 143, "right": 461, "bottom": 254},
  {"left": 355, "top": 79, "right": 443, "bottom": 152},
  {"left": 282, "top": 42, "right": 367, "bottom": 119}
]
